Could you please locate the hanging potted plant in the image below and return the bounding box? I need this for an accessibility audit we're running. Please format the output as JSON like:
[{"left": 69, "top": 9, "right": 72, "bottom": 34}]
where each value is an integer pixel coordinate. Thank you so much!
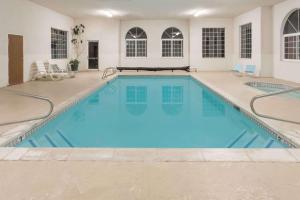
[{"left": 70, "top": 24, "right": 85, "bottom": 71}]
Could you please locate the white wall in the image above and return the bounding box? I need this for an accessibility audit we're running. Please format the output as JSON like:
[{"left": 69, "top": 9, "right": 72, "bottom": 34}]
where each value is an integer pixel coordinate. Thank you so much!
[
  {"left": 1, "top": 0, "right": 300, "bottom": 86},
  {"left": 74, "top": 18, "right": 120, "bottom": 70},
  {"left": 261, "top": 6, "right": 274, "bottom": 77},
  {"left": 273, "top": 0, "right": 300, "bottom": 83},
  {"left": 0, "top": 0, "right": 74, "bottom": 87},
  {"left": 120, "top": 20, "right": 189, "bottom": 68},
  {"left": 189, "top": 18, "right": 234, "bottom": 71},
  {"left": 233, "top": 7, "right": 262, "bottom": 76},
  {"left": 233, "top": 7, "right": 274, "bottom": 77}
]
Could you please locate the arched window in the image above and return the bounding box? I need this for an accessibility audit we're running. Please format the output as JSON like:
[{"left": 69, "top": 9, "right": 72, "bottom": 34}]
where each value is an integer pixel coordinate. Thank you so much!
[
  {"left": 125, "top": 27, "right": 147, "bottom": 57},
  {"left": 283, "top": 9, "right": 300, "bottom": 60},
  {"left": 161, "top": 27, "right": 183, "bottom": 57}
]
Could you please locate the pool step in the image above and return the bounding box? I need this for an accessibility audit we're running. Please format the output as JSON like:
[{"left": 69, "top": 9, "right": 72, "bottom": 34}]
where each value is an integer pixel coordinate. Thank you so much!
[
  {"left": 56, "top": 129, "right": 74, "bottom": 147},
  {"left": 44, "top": 134, "right": 57, "bottom": 147},
  {"left": 244, "top": 134, "right": 259, "bottom": 148},
  {"left": 20, "top": 139, "right": 38, "bottom": 148},
  {"left": 227, "top": 129, "right": 247, "bottom": 148},
  {"left": 265, "top": 139, "right": 275, "bottom": 148},
  {"left": 22, "top": 130, "right": 74, "bottom": 148},
  {"left": 28, "top": 139, "right": 37, "bottom": 147},
  {"left": 228, "top": 130, "right": 271, "bottom": 148}
]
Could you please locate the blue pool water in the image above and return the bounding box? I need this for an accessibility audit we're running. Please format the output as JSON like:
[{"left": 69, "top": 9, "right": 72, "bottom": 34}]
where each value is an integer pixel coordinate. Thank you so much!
[{"left": 17, "top": 76, "right": 287, "bottom": 148}]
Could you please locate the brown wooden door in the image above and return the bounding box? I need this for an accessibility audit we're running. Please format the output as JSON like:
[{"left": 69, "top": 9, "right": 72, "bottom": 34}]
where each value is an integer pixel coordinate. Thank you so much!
[{"left": 8, "top": 34, "right": 24, "bottom": 85}]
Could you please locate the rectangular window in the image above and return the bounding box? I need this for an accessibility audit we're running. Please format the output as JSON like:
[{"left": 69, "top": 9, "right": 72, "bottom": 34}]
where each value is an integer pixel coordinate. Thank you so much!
[
  {"left": 202, "top": 28, "right": 225, "bottom": 58},
  {"left": 162, "top": 40, "right": 172, "bottom": 57},
  {"left": 173, "top": 40, "right": 183, "bottom": 57},
  {"left": 162, "top": 40, "right": 183, "bottom": 57},
  {"left": 299, "top": 36, "right": 300, "bottom": 59},
  {"left": 284, "top": 35, "right": 300, "bottom": 60},
  {"left": 51, "top": 28, "right": 68, "bottom": 59},
  {"left": 136, "top": 40, "right": 147, "bottom": 57},
  {"left": 126, "top": 40, "right": 136, "bottom": 57},
  {"left": 126, "top": 40, "right": 147, "bottom": 57},
  {"left": 240, "top": 23, "right": 252, "bottom": 59}
]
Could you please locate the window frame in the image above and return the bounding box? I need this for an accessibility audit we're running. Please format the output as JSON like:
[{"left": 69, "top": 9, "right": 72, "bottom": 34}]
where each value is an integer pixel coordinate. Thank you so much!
[
  {"left": 202, "top": 27, "right": 225, "bottom": 58},
  {"left": 161, "top": 39, "right": 184, "bottom": 58},
  {"left": 283, "top": 33, "right": 300, "bottom": 61},
  {"left": 51, "top": 28, "right": 68, "bottom": 60},
  {"left": 161, "top": 27, "right": 184, "bottom": 58},
  {"left": 125, "top": 27, "right": 147, "bottom": 58},
  {"left": 282, "top": 9, "right": 300, "bottom": 62},
  {"left": 240, "top": 23, "right": 252, "bottom": 59}
]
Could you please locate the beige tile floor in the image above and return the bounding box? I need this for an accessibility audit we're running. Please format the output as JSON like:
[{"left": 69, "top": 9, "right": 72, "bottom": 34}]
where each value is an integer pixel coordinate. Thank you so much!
[
  {"left": 1, "top": 71, "right": 300, "bottom": 199},
  {"left": 1, "top": 161, "right": 300, "bottom": 200}
]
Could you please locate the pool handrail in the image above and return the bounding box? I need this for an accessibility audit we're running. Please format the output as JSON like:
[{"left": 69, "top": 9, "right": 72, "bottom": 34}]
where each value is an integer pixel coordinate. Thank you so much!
[
  {"left": 102, "top": 67, "right": 117, "bottom": 79},
  {"left": 250, "top": 87, "right": 300, "bottom": 125},
  {"left": 0, "top": 89, "right": 54, "bottom": 126}
]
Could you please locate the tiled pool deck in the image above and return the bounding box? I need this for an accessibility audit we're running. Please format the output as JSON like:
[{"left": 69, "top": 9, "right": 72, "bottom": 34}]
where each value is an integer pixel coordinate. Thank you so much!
[
  {"left": 0, "top": 71, "right": 300, "bottom": 199},
  {"left": 1, "top": 161, "right": 300, "bottom": 199}
]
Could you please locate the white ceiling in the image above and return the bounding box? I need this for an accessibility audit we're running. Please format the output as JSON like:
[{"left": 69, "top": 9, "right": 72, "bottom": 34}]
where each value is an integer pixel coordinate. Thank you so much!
[{"left": 30, "top": 0, "right": 285, "bottom": 19}]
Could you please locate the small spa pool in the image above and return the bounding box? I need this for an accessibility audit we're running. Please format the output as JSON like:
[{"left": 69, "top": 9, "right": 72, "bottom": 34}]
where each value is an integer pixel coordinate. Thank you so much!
[
  {"left": 246, "top": 82, "right": 300, "bottom": 99},
  {"left": 17, "top": 76, "right": 288, "bottom": 148}
]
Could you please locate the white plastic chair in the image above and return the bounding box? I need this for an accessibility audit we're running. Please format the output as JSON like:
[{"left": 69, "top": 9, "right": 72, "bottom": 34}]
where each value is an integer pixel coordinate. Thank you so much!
[
  {"left": 34, "top": 61, "right": 63, "bottom": 81},
  {"left": 48, "top": 60, "right": 68, "bottom": 73},
  {"left": 48, "top": 60, "right": 75, "bottom": 78}
]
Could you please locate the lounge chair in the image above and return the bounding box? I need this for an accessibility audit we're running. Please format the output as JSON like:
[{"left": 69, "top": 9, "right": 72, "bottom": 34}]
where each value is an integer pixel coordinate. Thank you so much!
[
  {"left": 33, "top": 61, "right": 64, "bottom": 81},
  {"left": 245, "top": 65, "right": 256, "bottom": 76},
  {"left": 49, "top": 64, "right": 75, "bottom": 78},
  {"left": 51, "top": 64, "right": 68, "bottom": 73},
  {"left": 232, "top": 64, "right": 244, "bottom": 76},
  {"left": 48, "top": 60, "right": 75, "bottom": 78}
]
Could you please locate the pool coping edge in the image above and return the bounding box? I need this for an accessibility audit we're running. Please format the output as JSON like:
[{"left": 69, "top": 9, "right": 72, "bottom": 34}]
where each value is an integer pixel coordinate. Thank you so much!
[{"left": 1, "top": 148, "right": 300, "bottom": 162}]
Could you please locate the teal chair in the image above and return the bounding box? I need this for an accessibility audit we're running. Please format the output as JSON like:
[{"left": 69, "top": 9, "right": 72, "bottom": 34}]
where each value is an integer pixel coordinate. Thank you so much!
[
  {"left": 233, "top": 64, "right": 243, "bottom": 72},
  {"left": 245, "top": 65, "right": 256, "bottom": 76},
  {"left": 233, "top": 64, "right": 243, "bottom": 76}
]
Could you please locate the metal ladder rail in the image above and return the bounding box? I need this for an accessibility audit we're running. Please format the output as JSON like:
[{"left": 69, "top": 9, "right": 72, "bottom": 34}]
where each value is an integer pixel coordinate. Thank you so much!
[
  {"left": 0, "top": 89, "right": 54, "bottom": 126},
  {"left": 250, "top": 87, "right": 300, "bottom": 125},
  {"left": 102, "top": 67, "right": 117, "bottom": 79}
]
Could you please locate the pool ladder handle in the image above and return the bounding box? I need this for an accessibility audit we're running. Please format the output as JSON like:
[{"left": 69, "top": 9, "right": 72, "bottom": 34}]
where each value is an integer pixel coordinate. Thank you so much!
[
  {"left": 102, "top": 67, "right": 117, "bottom": 79},
  {"left": 250, "top": 87, "right": 300, "bottom": 125},
  {"left": 0, "top": 89, "right": 54, "bottom": 126}
]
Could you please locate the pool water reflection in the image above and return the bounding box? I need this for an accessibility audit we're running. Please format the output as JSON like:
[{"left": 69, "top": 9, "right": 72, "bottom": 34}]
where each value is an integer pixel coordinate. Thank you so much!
[{"left": 17, "top": 76, "right": 287, "bottom": 148}]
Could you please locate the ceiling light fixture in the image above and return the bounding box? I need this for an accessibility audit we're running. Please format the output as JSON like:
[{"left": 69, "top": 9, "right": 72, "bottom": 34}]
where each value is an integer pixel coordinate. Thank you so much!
[
  {"left": 95, "top": 9, "right": 115, "bottom": 18},
  {"left": 103, "top": 11, "right": 113, "bottom": 18},
  {"left": 193, "top": 9, "right": 210, "bottom": 17}
]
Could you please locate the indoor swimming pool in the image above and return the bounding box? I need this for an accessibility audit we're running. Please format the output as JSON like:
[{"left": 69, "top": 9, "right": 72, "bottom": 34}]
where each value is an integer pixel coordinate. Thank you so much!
[{"left": 17, "top": 76, "right": 288, "bottom": 148}]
